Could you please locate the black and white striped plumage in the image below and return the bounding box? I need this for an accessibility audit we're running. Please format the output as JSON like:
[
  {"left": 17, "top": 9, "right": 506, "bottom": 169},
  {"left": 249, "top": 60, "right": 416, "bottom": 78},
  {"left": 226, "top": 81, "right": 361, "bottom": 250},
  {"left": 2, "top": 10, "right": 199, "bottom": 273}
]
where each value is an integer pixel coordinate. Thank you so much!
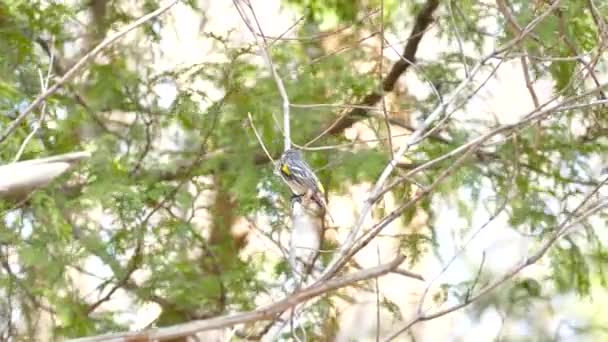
[{"left": 277, "top": 149, "right": 332, "bottom": 220}]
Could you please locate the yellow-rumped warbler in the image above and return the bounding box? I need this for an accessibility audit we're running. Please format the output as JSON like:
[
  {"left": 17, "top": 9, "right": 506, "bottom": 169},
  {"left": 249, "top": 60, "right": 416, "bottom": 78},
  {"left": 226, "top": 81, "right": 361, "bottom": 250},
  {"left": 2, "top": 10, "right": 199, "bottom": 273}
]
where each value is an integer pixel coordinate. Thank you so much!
[{"left": 276, "top": 149, "right": 333, "bottom": 221}]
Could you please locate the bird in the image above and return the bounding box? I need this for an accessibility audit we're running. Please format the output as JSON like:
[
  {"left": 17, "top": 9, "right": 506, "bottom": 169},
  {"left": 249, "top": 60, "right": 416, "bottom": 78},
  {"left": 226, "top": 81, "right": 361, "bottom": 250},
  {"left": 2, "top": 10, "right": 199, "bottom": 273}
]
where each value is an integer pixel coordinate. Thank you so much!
[{"left": 276, "top": 148, "right": 334, "bottom": 222}]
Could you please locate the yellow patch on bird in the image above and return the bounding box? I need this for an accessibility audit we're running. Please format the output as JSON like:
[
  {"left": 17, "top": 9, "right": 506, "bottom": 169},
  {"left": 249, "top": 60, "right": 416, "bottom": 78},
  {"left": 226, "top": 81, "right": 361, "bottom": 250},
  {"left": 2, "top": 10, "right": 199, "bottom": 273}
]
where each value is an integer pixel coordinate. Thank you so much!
[
  {"left": 317, "top": 181, "right": 325, "bottom": 193},
  {"left": 281, "top": 163, "right": 290, "bottom": 175}
]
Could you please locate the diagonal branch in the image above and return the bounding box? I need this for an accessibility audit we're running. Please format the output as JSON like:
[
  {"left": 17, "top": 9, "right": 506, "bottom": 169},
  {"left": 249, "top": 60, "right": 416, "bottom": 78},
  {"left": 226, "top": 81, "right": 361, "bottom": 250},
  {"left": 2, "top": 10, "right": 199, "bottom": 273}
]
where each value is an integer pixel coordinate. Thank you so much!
[
  {"left": 0, "top": 0, "right": 179, "bottom": 145},
  {"left": 68, "top": 255, "right": 406, "bottom": 342},
  {"left": 385, "top": 185, "right": 608, "bottom": 341},
  {"left": 316, "top": 0, "right": 564, "bottom": 283},
  {"left": 324, "top": 0, "right": 440, "bottom": 136}
]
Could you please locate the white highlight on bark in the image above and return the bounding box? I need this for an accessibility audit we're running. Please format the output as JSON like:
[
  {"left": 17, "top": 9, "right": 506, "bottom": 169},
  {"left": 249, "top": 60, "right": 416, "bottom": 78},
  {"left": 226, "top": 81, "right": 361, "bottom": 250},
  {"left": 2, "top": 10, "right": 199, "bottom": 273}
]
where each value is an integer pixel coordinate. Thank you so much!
[
  {"left": 0, "top": 151, "right": 90, "bottom": 200},
  {"left": 289, "top": 198, "right": 324, "bottom": 284}
]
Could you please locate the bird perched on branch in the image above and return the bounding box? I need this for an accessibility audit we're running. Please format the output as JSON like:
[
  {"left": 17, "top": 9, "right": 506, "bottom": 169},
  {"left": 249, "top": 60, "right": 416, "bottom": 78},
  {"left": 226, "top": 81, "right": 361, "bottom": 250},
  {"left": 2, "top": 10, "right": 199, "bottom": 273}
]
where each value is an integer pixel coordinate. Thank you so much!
[{"left": 276, "top": 148, "right": 334, "bottom": 222}]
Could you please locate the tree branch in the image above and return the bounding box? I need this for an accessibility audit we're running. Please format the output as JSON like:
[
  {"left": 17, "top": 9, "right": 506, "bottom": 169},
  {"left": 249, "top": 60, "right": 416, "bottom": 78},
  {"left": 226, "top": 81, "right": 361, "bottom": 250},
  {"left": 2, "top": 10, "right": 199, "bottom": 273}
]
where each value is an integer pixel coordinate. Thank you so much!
[
  {"left": 385, "top": 191, "right": 608, "bottom": 341},
  {"left": 68, "top": 255, "right": 406, "bottom": 342},
  {"left": 0, "top": 151, "right": 90, "bottom": 201},
  {"left": 234, "top": 0, "right": 292, "bottom": 151},
  {"left": 316, "top": 0, "right": 565, "bottom": 283},
  {"left": 324, "top": 0, "right": 440, "bottom": 136}
]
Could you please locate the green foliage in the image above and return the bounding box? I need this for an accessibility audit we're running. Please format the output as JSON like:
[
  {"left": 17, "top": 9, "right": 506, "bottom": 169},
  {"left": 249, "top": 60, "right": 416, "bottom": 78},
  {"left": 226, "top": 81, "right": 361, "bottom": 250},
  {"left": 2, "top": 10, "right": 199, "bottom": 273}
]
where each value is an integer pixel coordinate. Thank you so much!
[
  {"left": 398, "top": 232, "right": 433, "bottom": 266},
  {"left": 512, "top": 278, "right": 543, "bottom": 298},
  {"left": 332, "top": 149, "right": 387, "bottom": 186},
  {"left": 550, "top": 241, "right": 592, "bottom": 296},
  {"left": 0, "top": 0, "right": 606, "bottom": 339}
]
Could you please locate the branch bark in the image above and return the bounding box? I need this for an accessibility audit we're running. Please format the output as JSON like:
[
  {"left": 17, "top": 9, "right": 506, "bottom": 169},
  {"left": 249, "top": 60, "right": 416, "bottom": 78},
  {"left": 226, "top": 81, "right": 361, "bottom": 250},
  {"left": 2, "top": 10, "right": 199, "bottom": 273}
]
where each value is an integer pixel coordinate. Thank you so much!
[
  {"left": 68, "top": 255, "right": 406, "bottom": 342},
  {"left": 0, "top": 151, "right": 90, "bottom": 201}
]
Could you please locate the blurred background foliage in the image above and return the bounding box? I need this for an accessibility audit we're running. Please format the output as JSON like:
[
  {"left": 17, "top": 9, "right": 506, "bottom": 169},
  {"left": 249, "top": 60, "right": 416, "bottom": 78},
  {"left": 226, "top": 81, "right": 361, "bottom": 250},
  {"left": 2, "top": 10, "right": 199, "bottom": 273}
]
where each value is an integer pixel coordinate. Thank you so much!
[{"left": 0, "top": 0, "right": 607, "bottom": 340}]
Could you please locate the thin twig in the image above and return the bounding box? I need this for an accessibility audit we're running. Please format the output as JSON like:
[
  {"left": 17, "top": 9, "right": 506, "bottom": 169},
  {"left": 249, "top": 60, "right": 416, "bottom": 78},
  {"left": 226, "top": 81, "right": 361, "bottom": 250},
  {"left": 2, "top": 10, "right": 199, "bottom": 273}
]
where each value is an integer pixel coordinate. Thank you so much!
[
  {"left": 381, "top": 36, "right": 443, "bottom": 106},
  {"left": 554, "top": 8, "right": 607, "bottom": 100},
  {"left": 465, "top": 251, "right": 486, "bottom": 302},
  {"left": 261, "top": 9, "right": 380, "bottom": 43},
  {"left": 375, "top": 246, "right": 381, "bottom": 342},
  {"left": 13, "top": 55, "right": 54, "bottom": 163},
  {"left": 235, "top": 0, "right": 291, "bottom": 151},
  {"left": 448, "top": 0, "right": 469, "bottom": 76},
  {"left": 317, "top": 0, "right": 566, "bottom": 283},
  {"left": 519, "top": 56, "right": 540, "bottom": 108},
  {"left": 377, "top": 0, "right": 394, "bottom": 159},
  {"left": 320, "top": 0, "right": 440, "bottom": 136},
  {"left": 391, "top": 268, "right": 425, "bottom": 281},
  {"left": 385, "top": 195, "right": 608, "bottom": 341},
  {"left": 266, "top": 15, "right": 306, "bottom": 46},
  {"left": 247, "top": 113, "right": 275, "bottom": 164},
  {"left": 586, "top": 0, "right": 608, "bottom": 43}
]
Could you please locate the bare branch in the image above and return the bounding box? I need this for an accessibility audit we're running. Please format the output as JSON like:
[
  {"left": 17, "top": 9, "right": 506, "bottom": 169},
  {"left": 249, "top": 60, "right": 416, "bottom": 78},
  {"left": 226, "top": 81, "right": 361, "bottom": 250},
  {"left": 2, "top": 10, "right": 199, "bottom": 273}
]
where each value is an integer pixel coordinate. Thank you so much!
[
  {"left": 495, "top": 1, "right": 543, "bottom": 108},
  {"left": 323, "top": 0, "right": 440, "bottom": 136},
  {"left": 234, "top": 0, "right": 291, "bottom": 151},
  {"left": 375, "top": 247, "right": 381, "bottom": 342},
  {"left": 322, "top": 75, "right": 606, "bottom": 284},
  {"left": 385, "top": 187, "right": 608, "bottom": 341},
  {"left": 389, "top": 93, "right": 608, "bottom": 199},
  {"left": 260, "top": 9, "right": 380, "bottom": 43},
  {"left": 554, "top": 6, "right": 607, "bottom": 100},
  {"left": 318, "top": 59, "right": 487, "bottom": 282},
  {"left": 247, "top": 113, "right": 275, "bottom": 163},
  {"left": 314, "top": 0, "right": 566, "bottom": 282},
  {"left": 378, "top": 0, "right": 394, "bottom": 159},
  {"left": 68, "top": 255, "right": 406, "bottom": 342},
  {"left": 586, "top": 0, "right": 608, "bottom": 43},
  {"left": 0, "top": 151, "right": 90, "bottom": 201},
  {"left": 391, "top": 268, "right": 425, "bottom": 282}
]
